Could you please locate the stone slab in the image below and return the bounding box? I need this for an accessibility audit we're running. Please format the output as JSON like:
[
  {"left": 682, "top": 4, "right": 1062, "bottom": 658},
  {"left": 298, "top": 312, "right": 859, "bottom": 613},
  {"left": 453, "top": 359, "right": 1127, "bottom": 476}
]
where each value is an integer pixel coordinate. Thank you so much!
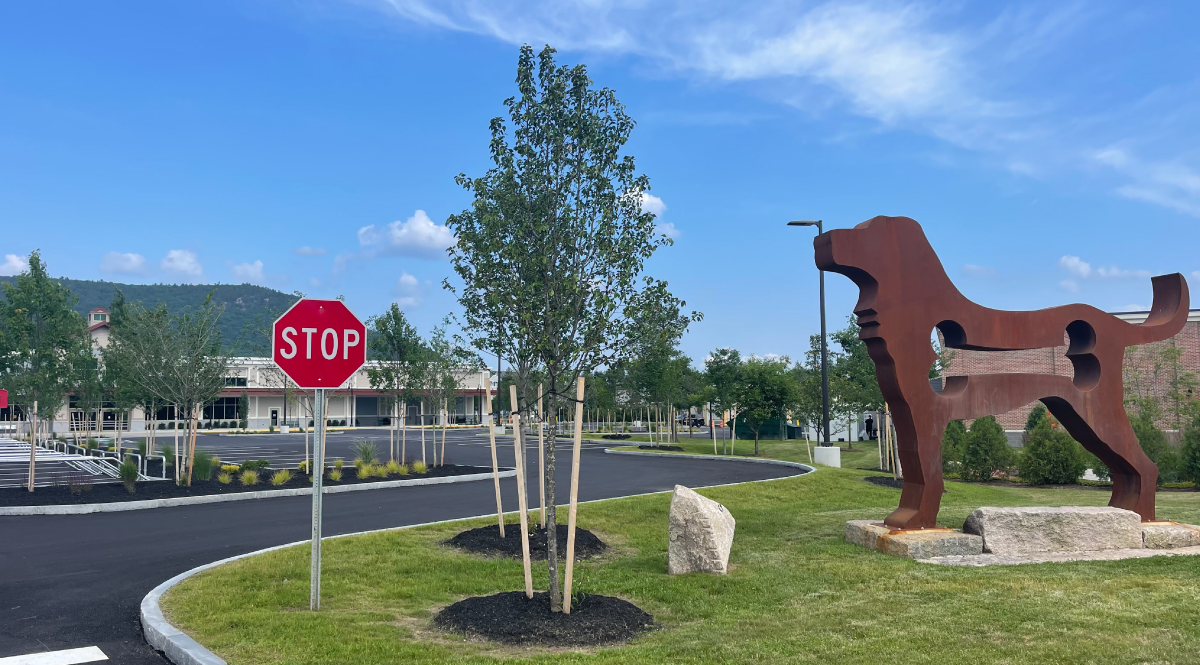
[
  {"left": 1142, "top": 523, "right": 1200, "bottom": 549},
  {"left": 845, "top": 520, "right": 983, "bottom": 559},
  {"left": 963, "top": 506, "right": 1143, "bottom": 555},
  {"left": 922, "top": 545, "right": 1200, "bottom": 567},
  {"left": 813, "top": 446, "right": 841, "bottom": 467}
]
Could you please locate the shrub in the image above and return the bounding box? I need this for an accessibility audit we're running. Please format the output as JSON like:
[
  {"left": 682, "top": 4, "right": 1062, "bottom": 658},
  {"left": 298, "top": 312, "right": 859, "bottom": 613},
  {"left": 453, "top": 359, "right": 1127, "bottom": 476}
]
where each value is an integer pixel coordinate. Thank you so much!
[
  {"left": 241, "top": 459, "right": 271, "bottom": 472},
  {"left": 86, "top": 438, "right": 98, "bottom": 450},
  {"left": 1180, "top": 413, "right": 1200, "bottom": 484},
  {"left": 137, "top": 441, "right": 148, "bottom": 456},
  {"left": 1025, "top": 403, "right": 1049, "bottom": 431},
  {"left": 161, "top": 443, "right": 174, "bottom": 467},
  {"left": 385, "top": 460, "right": 403, "bottom": 476},
  {"left": 333, "top": 458, "right": 344, "bottom": 469},
  {"left": 1131, "top": 409, "right": 1181, "bottom": 484},
  {"left": 961, "top": 416, "right": 1013, "bottom": 482},
  {"left": 412, "top": 460, "right": 428, "bottom": 474},
  {"left": 271, "top": 470, "right": 292, "bottom": 486},
  {"left": 158, "top": 423, "right": 166, "bottom": 430},
  {"left": 221, "top": 464, "right": 240, "bottom": 474},
  {"left": 240, "top": 469, "right": 259, "bottom": 486},
  {"left": 1018, "top": 418, "right": 1085, "bottom": 485},
  {"left": 942, "top": 420, "right": 967, "bottom": 473},
  {"left": 297, "top": 460, "right": 309, "bottom": 474},
  {"left": 269, "top": 425, "right": 275, "bottom": 433},
  {"left": 192, "top": 450, "right": 215, "bottom": 481},
  {"left": 119, "top": 459, "right": 139, "bottom": 494},
  {"left": 353, "top": 440, "right": 378, "bottom": 466},
  {"left": 328, "top": 468, "right": 343, "bottom": 482},
  {"left": 217, "top": 472, "right": 232, "bottom": 484}
]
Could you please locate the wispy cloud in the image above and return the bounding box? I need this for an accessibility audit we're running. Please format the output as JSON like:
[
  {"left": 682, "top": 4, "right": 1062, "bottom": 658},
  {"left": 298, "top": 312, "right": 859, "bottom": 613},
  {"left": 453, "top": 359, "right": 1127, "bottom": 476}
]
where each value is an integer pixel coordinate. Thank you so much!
[
  {"left": 293, "top": 246, "right": 328, "bottom": 256},
  {"left": 100, "top": 251, "right": 148, "bottom": 275},
  {"left": 961, "top": 264, "right": 996, "bottom": 277},
  {"left": 392, "top": 271, "right": 424, "bottom": 307},
  {"left": 161, "top": 250, "right": 203, "bottom": 281},
  {"left": 1059, "top": 255, "right": 1091, "bottom": 278},
  {"left": 1093, "top": 146, "right": 1200, "bottom": 217},
  {"left": 358, "top": 209, "right": 454, "bottom": 259},
  {"left": 229, "top": 260, "right": 266, "bottom": 283},
  {"left": 0, "top": 253, "right": 28, "bottom": 276}
]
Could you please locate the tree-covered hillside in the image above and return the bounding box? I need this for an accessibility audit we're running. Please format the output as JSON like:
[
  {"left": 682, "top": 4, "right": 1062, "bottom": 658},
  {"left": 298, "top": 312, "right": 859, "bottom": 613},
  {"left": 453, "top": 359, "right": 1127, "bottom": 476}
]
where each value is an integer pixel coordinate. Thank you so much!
[{"left": 0, "top": 277, "right": 296, "bottom": 355}]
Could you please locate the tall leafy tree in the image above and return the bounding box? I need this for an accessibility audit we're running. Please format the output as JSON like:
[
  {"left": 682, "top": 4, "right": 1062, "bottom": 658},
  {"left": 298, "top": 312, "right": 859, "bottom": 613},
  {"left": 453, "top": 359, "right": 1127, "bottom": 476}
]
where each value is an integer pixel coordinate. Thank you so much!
[
  {"left": 733, "top": 356, "right": 799, "bottom": 455},
  {"left": 0, "top": 251, "right": 85, "bottom": 488},
  {"left": 706, "top": 348, "right": 742, "bottom": 453},
  {"left": 445, "top": 45, "right": 694, "bottom": 612},
  {"left": 831, "top": 318, "right": 884, "bottom": 448},
  {"left": 367, "top": 304, "right": 424, "bottom": 463}
]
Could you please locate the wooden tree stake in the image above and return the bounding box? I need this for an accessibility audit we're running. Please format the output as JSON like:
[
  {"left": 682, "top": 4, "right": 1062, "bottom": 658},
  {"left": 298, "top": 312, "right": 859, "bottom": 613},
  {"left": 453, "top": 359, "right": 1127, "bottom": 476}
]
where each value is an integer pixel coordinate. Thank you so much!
[
  {"left": 484, "top": 373, "right": 504, "bottom": 537},
  {"left": 564, "top": 376, "right": 586, "bottom": 614},
  {"left": 510, "top": 384, "right": 533, "bottom": 598}
]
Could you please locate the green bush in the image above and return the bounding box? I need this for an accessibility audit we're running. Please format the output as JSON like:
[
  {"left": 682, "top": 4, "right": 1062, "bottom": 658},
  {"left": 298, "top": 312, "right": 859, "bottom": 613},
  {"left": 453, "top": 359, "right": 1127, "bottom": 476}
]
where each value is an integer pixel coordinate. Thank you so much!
[
  {"left": 333, "top": 458, "right": 344, "bottom": 469},
  {"left": 217, "top": 472, "right": 232, "bottom": 484},
  {"left": 353, "top": 440, "right": 377, "bottom": 466},
  {"left": 271, "top": 470, "right": 292, "bottom": 486},
  {"left": 412, "top": 460, "right": 427, "bottom": 474},
  {"left": 1131, "top": 410, "right": 1180, "bottom": 484},
  {"left": 1180, "top": 413, "right": 1200, "bottom": 484},
  {"left": 192, "top": 450, "right": 215, "bottom": 481},
  {"left": 240, "top": 469, "right": 259, "bottom": 486},
  {"left": 328, "top": 468, "right": 343, "bottom": 482},
  {"left": 942, "top": 420, "right": 966, "bottom": 473},
  {"left": 1018, "top": 419, "right": 1085, "bottom": 485},
  {"left": 1025, "top": 403, "right": 1049, "bottom": 431},
  {"left": 962, "top": 416, "right": 1012, "bottom": 482},
  {"left": 241, "top": 459, "right": 272, "bottom": 472},
  {"left": 119, "top": 458, "right": 139, "bottom": 494}
]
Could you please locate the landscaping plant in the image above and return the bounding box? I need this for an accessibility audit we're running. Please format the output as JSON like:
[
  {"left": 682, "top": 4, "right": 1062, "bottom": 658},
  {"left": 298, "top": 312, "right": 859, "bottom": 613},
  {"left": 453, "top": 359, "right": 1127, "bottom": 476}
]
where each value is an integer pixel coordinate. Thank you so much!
[
  {"left": 328, "top": 468, "right": 343, "bottom": 482},
  {"left": 271, "top": 470, "right": 292, "bottom": 486},
  {"left": 353, "top": 440, "right": 377, "bottom": 466},
  {"left": 119, "top": 458, "right": 139, "bottom": 494},
  {"left": 961, "top": 416, "right": 1013, "bottom": 482},
  {"left": 240, "top": 469, "right": 258, "bottom": 486},
  {"left": 1018, "top": 417, "right": 1085, "bottom": 485},
  {"left": 217, "top": 472, "right": 232, "bottom": 484},
  {"left": 411, "top": 460, "right": 427, "bottom": 474},
  {"left": 942, "top": 420, "right": 967, "bottom": 473}
]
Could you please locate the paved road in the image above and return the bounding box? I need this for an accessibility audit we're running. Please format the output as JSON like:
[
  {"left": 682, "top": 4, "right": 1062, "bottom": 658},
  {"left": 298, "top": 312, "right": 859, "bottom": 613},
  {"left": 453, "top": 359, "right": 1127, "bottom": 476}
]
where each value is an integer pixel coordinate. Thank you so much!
[{"left": 0, "top": 428, "right": 799, "bottom": 663}]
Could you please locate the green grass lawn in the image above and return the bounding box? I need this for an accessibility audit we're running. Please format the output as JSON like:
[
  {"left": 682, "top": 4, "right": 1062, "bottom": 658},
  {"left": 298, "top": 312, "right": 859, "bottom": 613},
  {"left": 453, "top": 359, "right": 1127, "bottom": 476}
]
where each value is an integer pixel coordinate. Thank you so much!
[
  {"left": 162, "top": 458, "right": 1200, "bottom": 664},
  {"left": 613, "top": 437, "right": 882, "bottom": 469}
]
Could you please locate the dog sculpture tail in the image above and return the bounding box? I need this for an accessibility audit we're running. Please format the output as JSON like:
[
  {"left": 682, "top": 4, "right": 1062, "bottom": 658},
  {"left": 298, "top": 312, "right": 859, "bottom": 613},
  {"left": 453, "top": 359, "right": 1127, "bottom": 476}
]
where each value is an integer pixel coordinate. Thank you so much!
[{"left": 1126, "top": 274, "right": 1190, "bottom": 345}]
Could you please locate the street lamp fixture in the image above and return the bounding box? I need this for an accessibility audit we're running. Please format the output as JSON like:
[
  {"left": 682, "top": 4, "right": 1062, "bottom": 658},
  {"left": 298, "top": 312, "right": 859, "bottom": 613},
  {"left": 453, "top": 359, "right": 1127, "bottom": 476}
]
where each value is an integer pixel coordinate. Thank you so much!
[{"left": 788, "top": 220, "right": 831, "bottom": 447}]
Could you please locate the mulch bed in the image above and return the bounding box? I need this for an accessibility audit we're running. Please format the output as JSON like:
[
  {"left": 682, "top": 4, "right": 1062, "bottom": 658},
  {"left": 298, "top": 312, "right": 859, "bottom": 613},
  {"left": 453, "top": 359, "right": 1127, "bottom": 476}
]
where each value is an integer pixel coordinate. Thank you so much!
[
  {"left": 601, "top": 434, "right": 631, "bottom": 440},
  {"left": 445, "top": 524, "right": 608, "bottom": 561},
  {"left": 636, "top": 444, "right": 684, "bottom": 451},
  {"left": 0, "top": 464, "right": 491, "bottom": 507},
  {"left": 434, "top": 591, "right": 654, "bottom": 646}
]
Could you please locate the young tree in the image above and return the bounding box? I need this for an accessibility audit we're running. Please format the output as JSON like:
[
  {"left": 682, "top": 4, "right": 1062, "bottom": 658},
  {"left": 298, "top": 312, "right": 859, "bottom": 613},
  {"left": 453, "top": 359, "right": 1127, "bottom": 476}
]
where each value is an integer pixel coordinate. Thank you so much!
[
  {"left": 0, "top": 251, "right": 85, "bottom": 489},
  {"left": 1018, "top": 417, "right": 1085, "bottom": 485},
  {"left": 831, "top": 318, "right": 883, "bottom": 448},
  {"left": 733, "top": 356, "right": 799, "bottom": 455},
  {"left": 445, "top": 45, "right": 694, "bottom": 612},
  {"left": 367, "top": 304, "right": 424, "bottom": 462},
  {"left": 106, "top": 297, "right": 227, "bottom": 484}
]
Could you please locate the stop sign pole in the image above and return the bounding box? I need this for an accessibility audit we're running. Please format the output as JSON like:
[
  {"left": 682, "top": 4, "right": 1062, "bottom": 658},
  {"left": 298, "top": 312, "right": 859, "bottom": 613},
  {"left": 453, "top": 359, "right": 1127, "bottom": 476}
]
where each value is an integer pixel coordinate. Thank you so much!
[{"left": 272, "top": 298, "right": 366, "bottom": 611}]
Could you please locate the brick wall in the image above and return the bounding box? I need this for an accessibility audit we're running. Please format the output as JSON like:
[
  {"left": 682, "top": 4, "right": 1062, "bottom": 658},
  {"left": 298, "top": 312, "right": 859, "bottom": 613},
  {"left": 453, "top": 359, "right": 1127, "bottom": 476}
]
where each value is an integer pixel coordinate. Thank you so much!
[{"left": 942, "top": 313, "right": 1200, "bottom": 431}]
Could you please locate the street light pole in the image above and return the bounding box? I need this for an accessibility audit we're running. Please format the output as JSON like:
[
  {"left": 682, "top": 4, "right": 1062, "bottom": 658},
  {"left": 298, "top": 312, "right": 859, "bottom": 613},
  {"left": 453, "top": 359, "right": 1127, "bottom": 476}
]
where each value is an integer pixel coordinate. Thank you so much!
[{"left": 788, "top": 220, "right": 831, "bottom": 447}]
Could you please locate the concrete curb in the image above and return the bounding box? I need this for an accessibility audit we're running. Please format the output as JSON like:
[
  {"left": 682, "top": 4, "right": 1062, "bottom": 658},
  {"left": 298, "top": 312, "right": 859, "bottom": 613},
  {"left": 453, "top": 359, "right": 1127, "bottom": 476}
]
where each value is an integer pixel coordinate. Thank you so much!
[
  {"left": 0, "top": 470, "right": 515, "bottom": 516},
  {"left": 141, "top": 458, "right": 814, "bottom": 664},
  {"left": 603, "top": 448, "right": 816, "bottom": 472}
]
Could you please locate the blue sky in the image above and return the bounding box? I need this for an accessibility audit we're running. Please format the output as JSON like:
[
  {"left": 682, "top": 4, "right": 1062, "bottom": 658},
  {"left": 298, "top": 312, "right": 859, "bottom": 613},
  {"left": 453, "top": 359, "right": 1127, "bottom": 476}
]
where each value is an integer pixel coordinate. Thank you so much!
[{"left": 3, "top": 1, "right": 1200, "bottom": 365}]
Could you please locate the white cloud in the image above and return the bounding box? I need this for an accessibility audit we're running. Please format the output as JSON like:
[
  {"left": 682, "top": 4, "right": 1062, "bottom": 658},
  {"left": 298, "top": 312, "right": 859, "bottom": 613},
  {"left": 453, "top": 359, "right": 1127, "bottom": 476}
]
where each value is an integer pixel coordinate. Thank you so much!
[
  {"left": 99, "top": 252, "right": 148, "bottom": 275},
  {"left": 1059, "top": 279, "right": 1079, "bottom": 292},
  {"left": 961, "top": 264, "right": 996, "bottom": 277},
  {"left": 293, "top": 246, "right": 328, "bottom": 256},
  {"left": 1095, "top": 265, "right": 1151, "bottom": 279},
  {"left": 1094, "top": 146, "right": 1200, "bottom": 217},
  {"left": 656, "top": 222, "right": 681, "bottom": 240},
  {"left": 0, "top": 254, "right": 29, "bottom": 276},
  {"left": 1059, "top": 255, "right": 1091, "bottom": 278},
  {"left": 392, "top": 271, "right": 424, "bottom": 307},
  {"left": 358, "top": 210, "right": 454, "bottom": 259},
  {"left": 161, "top": 250, "right": 203, "bottom": 280},
  {"left": 640, "top": 192, "right": 667, "bottom": 217},
  {"left": 229, "top": 260, "right": 265, "bottom": 283}
]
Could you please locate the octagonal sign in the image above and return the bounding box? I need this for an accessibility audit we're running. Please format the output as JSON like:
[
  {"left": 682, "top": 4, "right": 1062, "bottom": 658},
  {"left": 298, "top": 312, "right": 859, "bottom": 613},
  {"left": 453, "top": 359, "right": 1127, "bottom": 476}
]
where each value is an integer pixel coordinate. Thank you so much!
[{"left": 272, "top": 299, "right": 366, "bottom": 389}]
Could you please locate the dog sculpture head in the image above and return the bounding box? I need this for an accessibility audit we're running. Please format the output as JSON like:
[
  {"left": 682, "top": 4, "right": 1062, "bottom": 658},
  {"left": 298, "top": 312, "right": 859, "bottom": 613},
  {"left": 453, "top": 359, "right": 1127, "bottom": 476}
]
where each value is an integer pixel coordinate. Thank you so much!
[{"left": 813, "top": 216, "right": 950, "bottom": 333}]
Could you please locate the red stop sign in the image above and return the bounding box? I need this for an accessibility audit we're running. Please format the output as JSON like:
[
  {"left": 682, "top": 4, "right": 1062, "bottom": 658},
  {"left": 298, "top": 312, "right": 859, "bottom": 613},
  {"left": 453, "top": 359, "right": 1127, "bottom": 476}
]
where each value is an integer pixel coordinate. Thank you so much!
[{"left": 272, "top": 299, "right": 367, "bottom": 389}]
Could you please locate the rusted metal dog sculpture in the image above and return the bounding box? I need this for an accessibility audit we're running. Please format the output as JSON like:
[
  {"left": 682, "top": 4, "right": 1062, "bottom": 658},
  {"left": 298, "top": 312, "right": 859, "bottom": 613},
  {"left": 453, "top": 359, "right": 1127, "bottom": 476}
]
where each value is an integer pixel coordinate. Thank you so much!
[{"left": 815, "top": 216, "right": 1188, "bottom": 529}]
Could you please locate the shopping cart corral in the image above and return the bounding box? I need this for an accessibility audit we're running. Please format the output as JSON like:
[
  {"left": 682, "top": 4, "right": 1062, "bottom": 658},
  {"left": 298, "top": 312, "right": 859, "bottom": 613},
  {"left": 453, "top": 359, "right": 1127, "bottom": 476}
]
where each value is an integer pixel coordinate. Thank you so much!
[{"left": 0, "top": 438, "right": 166, "bottom": 489}]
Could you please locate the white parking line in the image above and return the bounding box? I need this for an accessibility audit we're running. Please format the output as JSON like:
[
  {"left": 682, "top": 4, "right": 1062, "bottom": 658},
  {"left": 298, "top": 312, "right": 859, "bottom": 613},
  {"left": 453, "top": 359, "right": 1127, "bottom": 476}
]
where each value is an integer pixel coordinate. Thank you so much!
[{"left": 0, "top": 646, "right": 108, "bottom": 665}]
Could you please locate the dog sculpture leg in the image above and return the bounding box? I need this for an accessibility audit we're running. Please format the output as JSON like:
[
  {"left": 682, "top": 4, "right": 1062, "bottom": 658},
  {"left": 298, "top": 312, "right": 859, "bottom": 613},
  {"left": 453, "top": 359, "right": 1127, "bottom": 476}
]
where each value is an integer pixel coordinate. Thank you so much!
[{"left": 884, "top": 398, "right": 950, "bottom": 530}]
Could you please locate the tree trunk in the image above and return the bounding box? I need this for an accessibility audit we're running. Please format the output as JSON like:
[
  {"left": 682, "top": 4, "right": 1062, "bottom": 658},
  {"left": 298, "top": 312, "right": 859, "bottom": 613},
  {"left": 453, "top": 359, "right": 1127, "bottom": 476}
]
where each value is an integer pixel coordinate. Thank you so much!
[
  {"left": 544, "top": 390, "right": 561, "bottom": 612},
  {"left": 754, "top": 431, "right": 760, "bottom": 456},
  {"left": 27, "top": 401, "right": 37, "bottom": 492},
  {"left": 186, "top": 404, "right": 199, "bottom": 485}
]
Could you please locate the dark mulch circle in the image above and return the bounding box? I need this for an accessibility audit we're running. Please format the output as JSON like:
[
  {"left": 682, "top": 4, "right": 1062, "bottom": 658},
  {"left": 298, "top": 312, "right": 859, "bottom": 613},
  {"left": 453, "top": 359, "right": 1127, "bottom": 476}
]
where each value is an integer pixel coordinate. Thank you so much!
[
  {"left": 445, "top": 524, "right": 607, "bottom": 561},
  {"left": 0, "top": 464, "right": 491, "bottom": 507},
  {"left": 601, "top": 433, "right": 631, "bottom": 440},
  {"left": 434, "top": 591, "right": 654, "bottom": 646},
  {"left": 636, "top": 444, "right": 684, "bottom": 451},
  {"left": 864, "top": 476, "right": 948, "bottom": 493}
]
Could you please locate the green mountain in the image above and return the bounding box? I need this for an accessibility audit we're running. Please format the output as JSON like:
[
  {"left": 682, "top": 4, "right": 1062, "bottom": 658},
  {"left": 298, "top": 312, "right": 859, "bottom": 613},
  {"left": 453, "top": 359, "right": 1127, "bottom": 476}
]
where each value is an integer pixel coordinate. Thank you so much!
[{"left": 0, "top": 276, "right": 296, "bottom": 355}]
